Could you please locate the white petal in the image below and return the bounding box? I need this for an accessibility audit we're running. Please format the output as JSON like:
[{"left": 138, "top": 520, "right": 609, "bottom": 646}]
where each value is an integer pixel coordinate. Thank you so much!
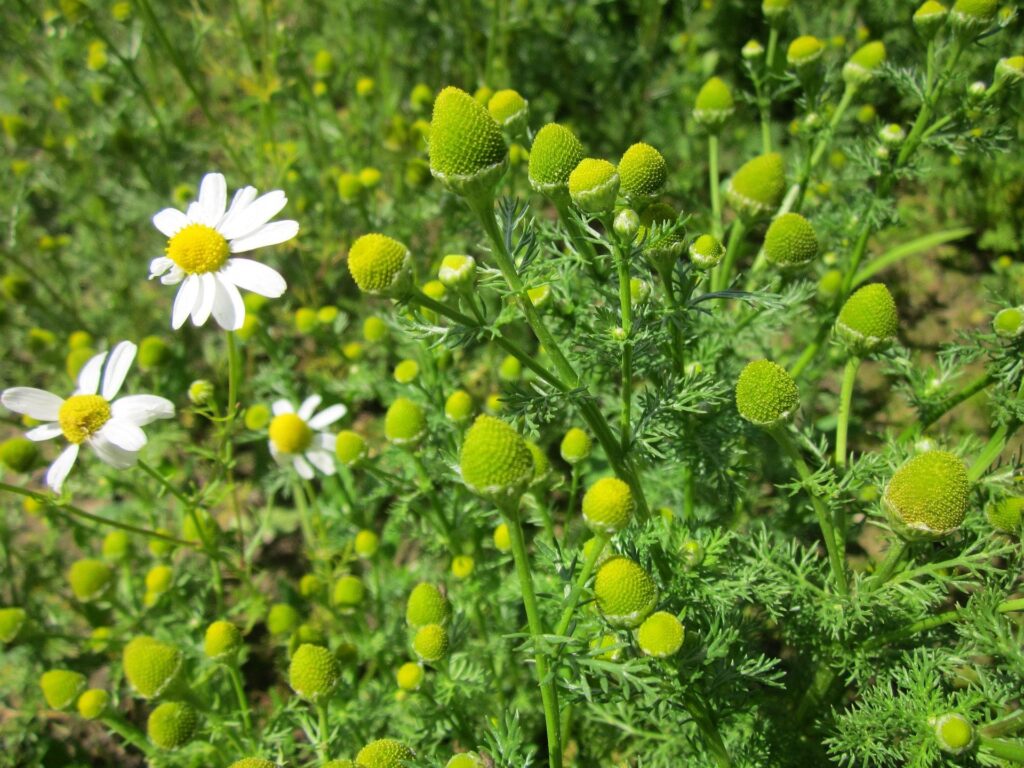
[
  {"left": 268, "top": 441, "right": 287, "bottom": 466},
  {"left": 306, "top": 450, "right": 336, "bottom": 476},
  {"left": 190, "top": 273, "right": 216, "bottom": 326},
  {"left": 89, "top": 432, "right": 138, "bottom": 469},
  {"left": 308, "top": 404, "right": 347, "bottom": 430},
  {"left": 219, "top": 190, "right": 287, "bottom": 239},
  {"left": 186, "top": 201, "right": 205, "bottom": 223},
  {"left": 112, "top": 395, "right": 175, "bottom": 426},
  {"left": 298, "top": 395, "right": 322, "bottom": 420},
  {"left": 172, "top": 276, "right": 199, "bottom": 329},
  {"left": 1, "top": 388, "right": 63, "bottom": 421},
  {"left": 98, "top": 418, "right": 147, "bottom": 452},
  {"left": 198, "top": 173, "right": 227, "bottom": 225},
  {"left": 150, "top": 256, "right": 173, "bottom": 278},
  {"left": 229, "top": 220, "right": 299, "bottom": 253},
  {"left": 76, "top": 351, "right": 108, "bottom": 395},
  {"left": 210, "top": 273, "right": 245, "bottom": 331},
  {"left": 293, "top": 456, "right": 314, "bottom": 479},
  {"left": 218, "top": 186, "right": 258, "bottom": 232},
  {"left": 25, "top": 422, "right": 62, "bottom": 441},
  {"left": 315, "top": 432, "right": 335, "bottom": 451},
  {"left": 101, "top": 341, "right": 137, "bottom": 400},
  {"left": 271, "top": 399, "right": 294, "bottom": 416},
  {"left": 161, "top": 267, "right": 185, "bottom": 286},
  {"left": 152, "top": 208, "right": 187, "bottom": 237},
  {"left": 220, "top": 258, "right": 287, "bottom": 298},
  {"left": 46, "top": 444, "right": 79, "bottom": 492}
]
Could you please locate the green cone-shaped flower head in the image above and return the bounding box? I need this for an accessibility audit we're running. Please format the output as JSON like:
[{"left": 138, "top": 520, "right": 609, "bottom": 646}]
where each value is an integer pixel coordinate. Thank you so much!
[
  {"left": 289, "top": 643, "right": 341, "bottom": 703},
  {"left": 735, "top": 360, "right": 799, "bottom": 427},
  {"left": 332, "top": 575, "right": 365, "bottom": 610},
  {"left": 636, "top": 611, "right": 685, "bottom": 658},
  {"left": 931, "top": 713, "right": 975, "bottom": 755},
  {"left": 835, "top": 283, "right": 899, "bottom": 354},
  {"left": 68, "top": 558, "right": 113, "bottom": 601},
  {"left": 148, "top": 701, "right": 198, "bottom": 750},
  {"left": 459, "top": 415, "right": 533, "bottom": 501},
  {"left": 406, "top": 582, "right": 450, "bottom": 628},
  {"left": 529, "top": 123, "right": 585, "bottom": 199},
  {"left": 0, "top": 437, "right": 37, "bottom": 472},
  {"left": 396, "top": 661, "right": 424, "bottom": 691},
  {"left": 726, "top": 153, "right": 785, "bottom": 218},
  {"left": 985, "top": 496, "right": 1023, "bottom": 534},
  {"left": 438, "top": 254, "right": 476, "bottom": 288},
  {"left": 444, "top": 389, "right": 474, "bottom": 422},
  {"left": 446, "top": 753, "right": 485, "bottom": 768},
  {"left": 124, "top": 636, "right": 183, "bottom": 699},
  {"left": 204, "top": 620, "right": 242, "bottom": 660},
  {"left": 843, "top": 41, "right": 886, "bottom": 85},
  {"left": 40, "top": 669, "right": 86, "bottom": 709},
  {"left": 0, "top": 607, "right": 27, "bottom": 643},
  {"left": 347, "top": 234, "right": 412, "bottom": 297},
  {"left": 568, "top": 158, "right": 620, "bottom": 214},
  {"left": 693, "top": 77, "right": 735, "bottom": 130},
  {"left": 429, "top": 86, "right": 508, "bottom": 198},
  {"left": 560, "top": 427, "right": 592, "bottom": 464},
  {"left": 77, "top": 688, "right": 109, "bottom": 719},
  {"left": 949, "top": 0, "right": 997, "bottom": 30},
  {"left": 594, "top": 557, "right": 657, "bottom": 628},
  {"left": 384, "top": 397, "right": 427, "bottom": 446},
  {"left": 992, "top": 307, "right": 1024, "bottom": 338},
  {"left": 787, "top": 35, "right": 825, "bottom": 68},
  {"left": 638, "top": 203, "right": 685, "bottom": 272},
  {"left": 995, "top": 56, "right": 1024, "bottom": 85},
  {"left": 914, "top": 1, "right": 948, "bottom": 36},
  {"left": 228, "top": 760, "right": 278, "bottom": 768},
  {"left": 582, "top": 477, "right": 634, "bottom": 534},
  {"left": 618, "top": 142, "right": 667, "bottom": 201},
  {"left": 762, "top": 0, "right": 791, "bottom": 19},
  {"left": 356, "top": 738, "right": 414, "bottom": 768},
  {"left": 689, "top": 234, "right": 725, "bottom": 270},
  {"left": 335, "top": 430, "right": 366, "bottom": 466},
  {"left": 764, "top": 213, "right": 818, "bottom": 268},
  {"left": 487, "top": 89, "right": 528, "bottom": 132},
  {"left": 884, "top": 451, "right": 970, "bottom": 540},
  {"left": 267, "top": 602, "right": 300, "bottom": 636},
  {"left": 412, "top": 623, "right": 449, "bottom": 662}
]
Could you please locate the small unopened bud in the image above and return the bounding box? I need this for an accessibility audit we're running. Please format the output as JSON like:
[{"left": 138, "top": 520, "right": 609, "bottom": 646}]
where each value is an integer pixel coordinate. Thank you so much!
[
  {"left": 614, "top": 209, "right": 640, "bottom": 241},
  {"left": 742, "top": 39, "right": 765, "bottom": 59},
  {"left": 879, "top": 123, "right": 906, "bottom": 147},
  {"left": 188, "top": 379, "right": 214, "bottom": 406}
]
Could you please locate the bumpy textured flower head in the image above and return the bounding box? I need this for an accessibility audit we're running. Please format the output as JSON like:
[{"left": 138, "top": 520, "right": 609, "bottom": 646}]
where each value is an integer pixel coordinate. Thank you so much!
[
  {"left": 487, "top": 89, "right": 529, "bottom": 132},
  {"left": 884, "top": 451, "right": 970, "bottom": 540},
  {"left": 123, "top": 635, "right": 183, "bottom": 698},
  {"left": 1, "top": 341, "right": 175, "bottom": 492},
  {"left": 267, "top": 395, "right": 345, "bottom": 479},
  {"left": 356, "top": 738, "right": 414, "bottom": 768},
  {"left": 931, "top": 713, "right": 975, "bottom": 755},
  {"left": 444, "top": 389, "right": 474, "bottom": 422},
  {"left": 636, "top": 611, "right": 685, "bottom": 658},
  {"left": 289, "top": 644, "right": 341, "bottom": 703},
  {"left": 985, "top": 496, "right": 1023, "bottom": 534},
  {"left": 689, "top": 234, "right": 725, "bottom": 270},
  {"left": 843, "top": 41, "right": 886, "bottom": 85},
  {"left": 77, "top": 688, "right": 109, "bottom": 719},
  {"left": 40, "top": 669, "right": 86, "bottom": 709},
  {"left": 149, "top": 172, "right": 294, "bottom": 330},
  {"left": 835, "top": 283, "right": 899, "bottom": 354},
  {"left": 594, "top": 557, "right": 658, "bottom": 628},
  {"left": 993, "top": 307, "right": 1024, "bottom": 340},
  {"left": 148, "top": 701, "right": 198, "bottom": 750},
  {"left": 693, "top": 77, "right": 735, "bottom": 129},
  {"left": 763, "top": 213, "right": 818, "bottom": 268},
  {"left": 735, "top": 360, "right": 800, "bottom": 428},
  {"left": 335, "top": 430, "right": 366, "bottom": 466},
  {"left": 446, "top": 754, "right": 485, "bottom": 768},
  {"left": 914, "top": 0, "right": 948, "bottom": 36},
  {"left": 617, "top": 142, "right": 667, "bottom": 201},
  {"left": 68, "top": 558, "right": 113, "bottom": 601},
  {"left": 438, "top": 254, "right": 477, "bottom": 288},
  {"left": 787, "top": 35, "right": 825, "bottom": 68},
  {"left": 429, "top": 86, "right": 508, "bottom": 198},
  {"left": 526, "top": 440, "right": 549, "bottom": 483},
  {"left": 949, "top": 0, "right": 997, "bottom": 30},
  {"left": 726, "top": 153, "right": 785, "bottom": 218},
  {"left": 0, "top": 437, "right": 37, "bottom": 472},
  {"left": 385, "top": 397, "right": 427, "bottom": 446},
  {"left": 228, "top": 759, "right": 278, "bottom": 768},
  {"left": 0, "top": 607, "right": 27, "bottom": 643},
  {"left": 528, "top": 123, "right": 585, "bottom": 199},
  {"left": 568, "top": 158, "right": 620, "bottom": 214},
  {"left": 996, "top": 56, "right": 1024, "bottom": 85},
  {"left": 637, "top": 203, "right": 685, "bottom": 272},
  {"left": 333, "top": 575, "right": 366, "bottom": 611},
  {"left": 560, "top": 427, "right": 592, "bottom": 464},
  {"left": 347, "top": 234, "right": 412, "bottom": 297},
  {"left": 406, "top": 582, "right": 450, "bottom": 628},
  {"left": 412, "top": 623, "right": 449, "bottom": 662},
  {"left": 582, "top": 477, "right": 635, "bottom": 534},
  {"left": 204, "top": 620, "right": 243, "bottom": 660},
  {"left": 396, "top": 661, "right": 424, "bottom": 691},
  {"left": 459, "top": 415, "right": 533, "bottom": 501}
]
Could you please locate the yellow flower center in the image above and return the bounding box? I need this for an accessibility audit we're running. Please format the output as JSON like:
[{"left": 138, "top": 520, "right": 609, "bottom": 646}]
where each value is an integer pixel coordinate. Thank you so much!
[
  {"left": 58, "top": 395, "right": 111, "bottom": 443},
  {"left": 269, "top": 413, "right": 312, "bottom": 455},
  {"left": 166, "top": 223, "right": 230, "bottom": 274}
]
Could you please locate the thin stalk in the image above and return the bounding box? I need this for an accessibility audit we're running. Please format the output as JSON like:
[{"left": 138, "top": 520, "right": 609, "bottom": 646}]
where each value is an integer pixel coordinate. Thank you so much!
[
  {"left": 871, "top": 597, "right": 1024, "bottom": 647},
  {"left": 834, "top": 356, "right": 860, "bottom": 469},
  {"left": 967, "top": 422, "right": 1019, "bottom": 483},
  {"left": 565, "top": 464, "right": 581, "bottom": 526},
  {"left": 760, "top": 27, "right": 779, "bottom": 154},
  {"left": 102, "top": 714, "right": 155, "bottom": 758},
  {"left": 292, "top": 479, "right": 317, "bottom": 555},
  {"left": 613, "top": 237, "right": 634, "bottom": 453},
  {"left": 708, "top": 134, "right": 723, "bottom": 239},
  {"left": 978, "top": 737, "right": 1024, "bottom": 762},
  {"left": 553, "top": 534, "right": 607, "bottom": 637},
  {"left": 864, "top": 538, "right": 908, "bottom": 593},
  {"left": 898, "top": 371, "right": 995, "bottom": 441},
  {"left": 226, "top": 663, "right": 253, "bottom": 734},
  {"left": 685, "top": 698, "right": 733, "bottom": 768},
  {"left": 711, "top": 217, "right": 747, "bottom": 293},
  {"left": 553, "top": 198, "right": 602, "bottom": 277},
  {"left": 224, "top": 331, "right": 246, "bottom": 567},
  {"left": 317, "top": 703, "right": 330, "bottom": 763}
]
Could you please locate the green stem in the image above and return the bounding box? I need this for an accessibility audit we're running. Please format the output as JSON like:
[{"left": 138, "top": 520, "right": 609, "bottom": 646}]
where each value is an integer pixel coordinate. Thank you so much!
[
  {"left": 979, "top": 736, "right": 1024, "bottom": 762},
  {"left": 712, "top": 217, "right": 747, "bottom": 293},
  {"left": 864, "top": 538, "right": 908, "bottom": 593},
  {"left": 553, "top": 198, "right": 603, "bottom": 279},
  {"left": 685, "top": 698, "right": 733, "bottom": 768},
  {"left": 226, "top": 663, "right": 253, "bottom": 734},
  {"left": 871, "top": 597, "right": 1024, "bottom": 647},
  {"left": 613, "top": 237, "right": 634, "bottom": 453},
  {"left": 554, "top": 534, "right": 607, "bottom": 638},
  {"left": 967, "top": 421, "right": 1019, "bottom": 483},
  {"left": 317, "top": 702, "right": 330, "bottom": 763},
  {"left": 224, "top": 331, "right": 246, "bottom": 567},
  {"left": 835, "top": 356, "right": 860, "bottom": 469},
  {"left": 102, "top": 714, "right": 155, "bottom": 758},
  {"left": 708, "top": 134, "right": 722, "bottom": 239},
  {"left": 292, "top": 479, "right": 317, "bottom": 556},
  {"left": 566, "top": 464, "right": 581, "bottom": 526},
  {"left": 898, "top": 371, "right": 995, "bottom": 441}
]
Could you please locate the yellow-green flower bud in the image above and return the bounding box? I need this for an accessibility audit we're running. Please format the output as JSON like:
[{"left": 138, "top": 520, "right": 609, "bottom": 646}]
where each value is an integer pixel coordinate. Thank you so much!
[
  {"left": 243, "top": 404, "right": 270, "bottom": 432},
  {"left": 914, "top": 1, "right": 948, "bottom": 37},
  {"left": 985, "top": 496, "right": 1023, "bottom": 534},
  {"left": 451, "top": 554, "right": 475, "bottom": 579},
  {"left": 528, "top": 123, "right": 585, "bottom": 200},
  {"left": 266, "top": 603, "right": 301, "bottom": 636},
  {"left": 355, "top": 529, "right": 379, "bottom": 557},
  {"left": 204, "top": 620, "right": 242, "bottom": 660},
  {"left": 136, "top": 335, "right": 169, "bottom": 370},
  {"left": 289, "top": 643, "right": 340, "bottom": 702},
  {"left": 726, "top": 153, "right": 785, "bottom": 218},
  {"left": 884, "top": 451, "right": 969, "bottom": 540},
  {"left": 762, "top": 0, "right": 791, "bottom": 20},
  {"left": 527, "top": 440, "right": 550, "bottom": 484},
  {"left": 689, "top": 234, "right": 725, "bottom": 270},
  {"left": 182, "top": 508, "right": 219, "bottom": 545},
  {"left": 67, "top": 330, "right": 92, "bottom": 350},
  {"left": 590, "top": 633, "right": 622, "bottom": 661},
  {"left": 446, "top": 753, "right": 485, "bottom": 768},
  {"left": 77, "top": 688, "right": 109, "bottom": 719},
  {"left": 338, "top": 172, "right": 364, "bottom": 202},
  {"left": 347, "top": 233, "right": 412, "bottom": 297},
  {"left": 459, "top": 415, "right": 533, "bottom": 501},
  {"left": 438, "top": 254, "right": 476, "bottom": 288},
  {"left": 487, "top": 89, "right": 528, "bottom": 133},
  {"left": 694, "top": 77, "right": 735, "bottom": 130},
  {"left": 835, "top": 283, "right": 899, "bottom": 354},
  {"left": 742, "top": 39, "right": 766, "bottom": 59},
  {"left": 299, "top": 574, "right": 323, "bottom": 598},
  {"left": 560, "top": 427, "right": 592, "bottom": 464},
  {"left": 335, "top": 430, "right": 366, "bottom": 466},
  {"left": 843, "top": 41, "right": 886, "bottom": 85},
  {"left": 412, "top": 623, "right": 449, "bottom": 662},
  {"left": 735, "top": 360, "right": 799, "bottom": 428},
  {"left": 422, "top": 279, "right": 446, "bottom": 302},
  {"left": 406, "top": 582, "right": 450, "bottom": 628},
  {"left": 123, "top": 636, "right": 183, "bottom": 698},
  {"left": 385, "top": 397, "right": 427, "bottom": 446},
  {"left": 188, "top": 379, "right": 214, "bottom": 406},
  {"left": 617, "top": 142, "right": 667, "bottom": 201},
  {"left": 931, "top": 713, "right": 975, "bottom": 755},
  {"left": 995, "top": 56, "right": 1024, "bottom": 86},
  {"left": 145, "top": 564, "right": 173, "bottom": 594},
  {"left": 818, "top": 268, "right": 843, "bottom": 300},
  {"left": 582, "top": 477, "right": 634, "bottom": 534},
  {"left": 410, "top": 82, "right": 433, "bottom": 112},
  {"left": 429, "top": 86, "right": 508, "bottom": 198},
  {"left": 787, "top": 35, "right": 825, "bottom": 69},
  {"left": 498, "top": 354, "right": 522, "bottom": 382},
  {"left": 763, "top": 213, "right": 818, "bottom": 268},
  {"left": 68, "top": 558, "right": 113, "bottom": 601},
  {"left": 614, "top": 209, "right": 640, "bottom": 241},
  {"left": 0, "top": 437, "right": 38, "bottom": 472},
  {"left": 637, "top": 202, "right": 685, "bottom": 272},
  {"left": 949, "top": 0, "right": 997, "bottom": 31},
  {"left": 288, "top": 624, "right": 326, "bottom": 658},
  {"left": 396, "top": 661, "right": 424, "bottom": 691},
  {"left": 40, "top": 669, "right": 86, "bottom": 709},
  {"left": 444, "top": 389, "right": 474, "bottom": 422},
  {"left": 228, "top": 759, "right": 278, "bottom": 768},
  {"left": 593, "top": 556, "right": 658, "bottom": 628},
  {"left": 568, "top": 158, "right": 620, "bottom": 214},
  {"left": 355, "top": 76, "right": 375, "bottom": 97},
  {"left": 879, "top": 123, "right": 906, "bottom": 147},
  {"left": 294, "top": 307, "right": 318, "bottom": 334},
  {"left": 148, "top": 701, "right": 198, "bottom": 750},
  {"left": 332, "top": 575, "right": 365, "bottom": 611},
  {"left": 493, "top": 522, "right": 512, "bottom": 552},
  {"left": 681, "top": 539, "right": 705, "bottom": 569},
  {"left": 363, "top": 316, "right": 388, "bottom": 343},
  {"left": 393, "top": 359, "right": 420, "bottom": 384},
  {"left": 356, "top": 738, "right": 414, "bottom": 768},
  {"left": 636, "top": 611, "right": 685, "bottom": 658},
  {"left": 359, "top": 167, "right": 381, "bottom": 189},
  {"left": 0, "top": 607, "right": 27, "bottom": 643}
]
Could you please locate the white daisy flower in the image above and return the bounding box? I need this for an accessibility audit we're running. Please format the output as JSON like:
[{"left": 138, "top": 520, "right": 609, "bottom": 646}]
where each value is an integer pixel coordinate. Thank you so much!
[
  {"left": 267, "top": 395, "right": 347, "bottom": 479},
  {"left": 149, "top": 172, "right": 297, "bottom": 331},
  {"left": 1, "top": 341, "right": 175, "bottom": 493}
]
